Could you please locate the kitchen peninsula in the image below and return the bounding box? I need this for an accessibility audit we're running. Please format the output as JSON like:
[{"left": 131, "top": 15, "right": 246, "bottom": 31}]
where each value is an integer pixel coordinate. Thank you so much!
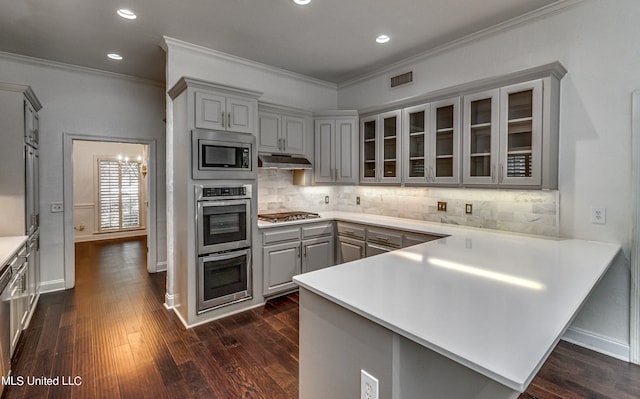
[{"left": 293, "top": 213, "right": 621, "bottom": 399}]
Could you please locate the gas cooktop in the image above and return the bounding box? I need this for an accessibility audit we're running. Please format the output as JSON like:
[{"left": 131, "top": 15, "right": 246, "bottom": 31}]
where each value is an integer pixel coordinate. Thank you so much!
[{"left": 258, "top": 211, "right": 320, "bottom": 223}]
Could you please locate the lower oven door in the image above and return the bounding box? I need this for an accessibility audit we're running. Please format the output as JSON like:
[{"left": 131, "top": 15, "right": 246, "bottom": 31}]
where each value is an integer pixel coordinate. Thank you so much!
[{"left": 198, "top": 248, "right": 252, "bottom": 313}]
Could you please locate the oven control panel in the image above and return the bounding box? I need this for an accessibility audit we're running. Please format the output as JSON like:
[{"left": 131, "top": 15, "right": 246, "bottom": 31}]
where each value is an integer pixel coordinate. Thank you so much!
[{"left": 197, "top": 184, "right": 252, "bottom": 201}]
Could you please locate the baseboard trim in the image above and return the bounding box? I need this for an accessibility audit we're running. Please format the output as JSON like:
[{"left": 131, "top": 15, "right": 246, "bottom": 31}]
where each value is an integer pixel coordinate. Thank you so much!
[
  {"left": 562, "top": 326, "right": 630, "bottom": 362},
  {"left": 39, "top": 279, "right": 66, "bottom": 294},
  {"left": 164, "top": 292, "right": 176, "bottom": 309}
]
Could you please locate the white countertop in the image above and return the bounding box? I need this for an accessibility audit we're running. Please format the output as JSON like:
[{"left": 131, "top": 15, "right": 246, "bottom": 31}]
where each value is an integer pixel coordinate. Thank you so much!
[
  {"left": 0, "top": 236, "right": 28, "bottom": 267},
  {"left": 291, "top": 211, "right": 621, "bottom": 392}
]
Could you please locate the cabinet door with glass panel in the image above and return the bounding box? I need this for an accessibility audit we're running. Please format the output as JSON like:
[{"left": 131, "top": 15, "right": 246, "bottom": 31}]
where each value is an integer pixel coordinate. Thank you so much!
[
  {"left": 360, "top": 110, "right": 401, "bottom": 184},
  {"left": 499, "top": 80, "right": 543, "bottom": 186},
  {"left": 463, "top": 89, "right": 500, "bottom": 185},
  {"left": 403, "top": 98, "right": 460, "bottom": 185}
]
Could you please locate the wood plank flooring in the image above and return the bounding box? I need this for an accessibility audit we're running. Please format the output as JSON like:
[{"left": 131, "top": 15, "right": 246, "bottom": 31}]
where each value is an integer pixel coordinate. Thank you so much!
[{"left": 4, "top": 237, "right": 640, "bottom": 398}]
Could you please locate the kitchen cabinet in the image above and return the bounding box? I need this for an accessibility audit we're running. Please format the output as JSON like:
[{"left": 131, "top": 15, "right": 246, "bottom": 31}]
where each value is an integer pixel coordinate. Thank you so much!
[
  {"left": 337, "top": 221, "right": 443, "bottom": 262},
  {"left": 258, "top": 103, "right": 309, "bottom": 155},
  {"left": 263, "top": 222, "right": 334, "bottom": 297},
  {"left": 8, "top": 246, "right": 28, "bottom": 357},
  {"left": 195, "top": 91, "right": 256, "bottom": 134},
  {"left": 27, "top": 234, "right": 39, "bottom": 308},
  {"left": 361, "top": 110, "right": 401, "bottom": 184},
  {"left": 463, "top": 78, "right": 553, "bottom": 188},
  {"left": 314, "top": 111, "right": 359, "bottom": 184},
  {"left": 403, "top": 98, "right": 461, "bottom": 185}
]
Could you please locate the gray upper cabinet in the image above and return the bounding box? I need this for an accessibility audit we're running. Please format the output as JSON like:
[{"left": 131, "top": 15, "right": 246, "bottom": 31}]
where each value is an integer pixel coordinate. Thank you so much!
[
  {"left": 463, "top": 78, "right": 553, "bottom": 188},
  {"left": 314, "top": 111, "right": 359, "bottom": 184},
  {"left": 258, "top": 103, "right": 309, "bottom": 155},
  {"left": 360, "top": 110, "right": 401, "bottom": 184},
  {"left": 195, "top": 90, "right": 256, "bottom": 134},
  {"left": 402, "top": 97, "right": 461, "bottom": 185}
]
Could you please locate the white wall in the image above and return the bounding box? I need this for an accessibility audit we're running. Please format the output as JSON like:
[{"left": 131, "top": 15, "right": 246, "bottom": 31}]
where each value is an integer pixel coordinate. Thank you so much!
[
  {"left": 337, "top": 0, "right": 639, "bottom": 358},
  {"left": 73, "top": 141, "right": 147, "bottom": 242},
  {"left": 0, "top": 53, "right": 167, "bottom": 291}
]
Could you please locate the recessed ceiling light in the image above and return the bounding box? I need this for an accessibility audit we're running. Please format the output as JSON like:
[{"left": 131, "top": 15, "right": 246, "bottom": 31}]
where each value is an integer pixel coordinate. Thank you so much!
[
  {"left": 107, "top": 53, "right": 123, "bottom": 61},
  {"left": 376, "top": 35, "right": 391, "bottom": 44},
  {"left": 294, "top": 0, "right": 311, "bottom": 5},
  {"left": 117, "top": 9, "right": 137, "bottom": 20}
]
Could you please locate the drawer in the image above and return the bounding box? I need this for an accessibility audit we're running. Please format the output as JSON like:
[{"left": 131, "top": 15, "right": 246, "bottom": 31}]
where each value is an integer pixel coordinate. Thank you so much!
[
  {"left": 403, "top": 232, "right": 444, "bottom": 248},
  {"left": 366, "top": 227, "right": 402, "bottom": 248},
  {"left": 336, "top": 222, "right": 365, "bottom": 240},
  {"left": 302, "top": 222, "right": 333, "bottom": 239},
  {"left": 263, "top": 227, "right": 301, "bottom": 245}
]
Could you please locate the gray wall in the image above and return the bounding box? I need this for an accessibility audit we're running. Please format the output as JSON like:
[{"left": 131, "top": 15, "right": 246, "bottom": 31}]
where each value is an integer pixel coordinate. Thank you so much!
[{"left": 0, "top": 53, "right": 167, "bottom": 291}]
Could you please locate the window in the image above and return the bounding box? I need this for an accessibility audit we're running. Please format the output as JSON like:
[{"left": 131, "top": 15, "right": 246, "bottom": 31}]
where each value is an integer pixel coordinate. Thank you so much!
[{"left": 98, "top": 158, "right": 141, "bottom": 231}]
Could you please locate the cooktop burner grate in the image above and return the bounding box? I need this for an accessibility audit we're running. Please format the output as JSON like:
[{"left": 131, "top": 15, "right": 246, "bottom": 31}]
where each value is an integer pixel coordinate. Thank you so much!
[{"left": 258, "top": 211, "right": 320, "bottom": 223}]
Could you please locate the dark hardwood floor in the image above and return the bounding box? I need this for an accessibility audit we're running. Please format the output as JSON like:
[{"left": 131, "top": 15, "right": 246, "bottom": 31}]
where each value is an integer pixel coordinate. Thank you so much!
[{"left": 4, "top": 237, "right": 640, "bottom": 398}]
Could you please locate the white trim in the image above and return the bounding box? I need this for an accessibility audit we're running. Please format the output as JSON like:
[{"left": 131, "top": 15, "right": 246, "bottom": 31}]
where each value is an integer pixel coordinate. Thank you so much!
[
  {"left": 38, "top": 279, "right": 67, "bottom": 294},
  {"left": 631, "top": 90, "right": 640, "bottom": 364},
  {"left": 338, "top": 0, "right": 584, "bottom": 89},
  {"left": 562, "top": 326, "right": 630, "bottom": 362},
  {"left": 161, "top": 36, "right": 337, "bottom": 90},
  {"left": 64, "top": 134, "right": 158, "bottom": 289},
  {"left": 73, "top": 232, "right": 147, "bottom": 243},
  {"left": 0, "top": 51, "right": 164, "bottom": 88},
  {"left": 164, "top": 292, "right": 176, "bottom": 309},
  {"left": 170, "top": 302, "right": 265, "bottom": 329}
]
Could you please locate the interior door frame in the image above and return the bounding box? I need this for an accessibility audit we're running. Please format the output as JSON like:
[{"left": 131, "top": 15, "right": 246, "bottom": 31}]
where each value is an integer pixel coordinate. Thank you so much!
[
  {"left": 631, "top": 90, "right": 640, "bottom": 364},
  {"left": 63, "top": 133, "right": 157, "bottom": 289}
]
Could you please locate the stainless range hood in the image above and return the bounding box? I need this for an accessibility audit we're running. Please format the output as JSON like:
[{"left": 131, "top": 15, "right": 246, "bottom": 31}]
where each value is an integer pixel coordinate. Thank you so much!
[{"left": 258, "top": 154, "right": 312, "bottom": 169}]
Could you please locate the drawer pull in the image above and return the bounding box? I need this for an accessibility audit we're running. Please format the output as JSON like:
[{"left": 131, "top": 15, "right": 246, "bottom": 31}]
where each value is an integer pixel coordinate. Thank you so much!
[{"left": 375, "top": 236, "right": 389, "bottom": 241}]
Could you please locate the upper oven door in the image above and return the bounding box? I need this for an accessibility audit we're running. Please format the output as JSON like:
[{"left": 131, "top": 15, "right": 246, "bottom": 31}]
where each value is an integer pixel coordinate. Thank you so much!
[
  {"left": 192, "top": 129, "right": 256, "bottom": 180},
  {"left": 197, "top": 199, "right": 251, "bottom": 255}
]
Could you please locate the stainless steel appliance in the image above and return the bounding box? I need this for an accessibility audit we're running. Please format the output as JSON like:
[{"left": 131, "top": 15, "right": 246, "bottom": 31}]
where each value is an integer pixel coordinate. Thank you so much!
[
  {"left": 196, "top": 184, "right": 253, "bottom": 313},
  {"left": 192, "top": 129, "right": 256, "bottom": 180},
  {"left": 0, "top": 264, "right": 13, "bottom": 396},
  {"left": 257, "top": 211, "right": 320, "bottom": 223},
  {"left": 196, "top": 184, "right": 252, "bottom": 255}
]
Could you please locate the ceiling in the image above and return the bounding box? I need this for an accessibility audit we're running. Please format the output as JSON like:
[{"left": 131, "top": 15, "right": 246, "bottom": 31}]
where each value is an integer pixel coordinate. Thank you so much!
[{"left": 0, "top": 0, "right": 563, "bottom": 84}]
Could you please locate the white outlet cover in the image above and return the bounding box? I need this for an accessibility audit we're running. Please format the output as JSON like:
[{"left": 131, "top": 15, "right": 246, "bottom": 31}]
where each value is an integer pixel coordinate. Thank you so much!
[
  {"left": 591, "top": 206, "right": 606, "bottom": 225},
  {"left": 361, "top": 369, "right": 378, "bottom": 399}
]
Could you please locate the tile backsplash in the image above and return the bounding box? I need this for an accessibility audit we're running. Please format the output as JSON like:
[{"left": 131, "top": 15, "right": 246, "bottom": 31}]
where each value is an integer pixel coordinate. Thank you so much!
[{"left": 258, "top": 170, "right": 559, "bottom": 236}]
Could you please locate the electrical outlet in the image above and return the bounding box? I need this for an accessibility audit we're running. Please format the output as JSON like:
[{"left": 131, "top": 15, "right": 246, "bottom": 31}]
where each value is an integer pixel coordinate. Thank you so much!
[
  {"left": 361, "top": 370, "right": 378, "bottom": 399},
  {"left": 465, "top": 204, "right": 472, "bottom": 214},
  {"left": 50, "top": 202, "right": 63, "bottom": 213},
  {"left": 437, "top": 201, "right": 447, "bottom": 212},
  {"left": 325, "top": 196, "right": 330, "bottom": 204},
  {"left": 356, "top": 196, "right": 361, "bottom": 205},
  {"left": 591, "top": 207, "right": 606, "bottom": 224}
]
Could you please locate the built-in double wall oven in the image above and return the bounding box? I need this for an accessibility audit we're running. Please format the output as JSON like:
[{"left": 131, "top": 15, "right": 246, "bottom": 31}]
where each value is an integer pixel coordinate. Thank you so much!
[{"left": 196, "top": 184, "right": 253, "bottom": 313}]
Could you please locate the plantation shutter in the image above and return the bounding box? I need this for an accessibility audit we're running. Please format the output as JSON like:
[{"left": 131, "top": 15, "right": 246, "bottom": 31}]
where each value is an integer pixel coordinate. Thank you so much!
[{"left": 98, "top": 159, "right": 141, "bottom": 231}]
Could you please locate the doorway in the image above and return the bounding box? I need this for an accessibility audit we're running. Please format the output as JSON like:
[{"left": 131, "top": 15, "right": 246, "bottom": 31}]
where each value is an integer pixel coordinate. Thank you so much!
[{"left": 63, "top": 133, "right": 158, "bottom": 289}]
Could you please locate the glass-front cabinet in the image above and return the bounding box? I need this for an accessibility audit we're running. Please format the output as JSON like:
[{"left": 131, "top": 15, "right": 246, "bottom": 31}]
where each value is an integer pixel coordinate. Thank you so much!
[
  {"left": 360, "top": 110, "right": 401, "bottom": 184},
  {"left": 403, "top": 98, "right": 460, "bottom": 185},
  {"left": 463, "top": 79, "right": 543, "bottom": 187}
]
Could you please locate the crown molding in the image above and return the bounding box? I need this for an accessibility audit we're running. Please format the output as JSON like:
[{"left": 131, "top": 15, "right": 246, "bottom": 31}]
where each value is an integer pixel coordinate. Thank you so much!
[
  {"left": 338, "top": 0, "right": 584, "bottom": 89},
  {"left": 0, "top": 51, "right": 165, "bottom": 88},
  {"left": 0, "top": 82, "right": 42, "bottom": 111},
  {"left": 162, "top": 36, "right": 337, "bottom": 90}
]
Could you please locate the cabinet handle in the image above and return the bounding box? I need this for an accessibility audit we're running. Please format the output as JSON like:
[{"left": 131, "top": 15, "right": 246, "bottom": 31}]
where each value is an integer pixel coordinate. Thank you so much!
[
  {"left": 283, "top": 138, "right": 286, "bottom": 150},
  {"left": 304, "top": 246, "right": 307, "bottom": 257},
  {"left": 499, "top": 163, "right": 504, "bottom": 183},
  {"left": 296, "top": 246, "right": 301, "bottom": 258},
  {"left": 228, "top": 112, "right": 232, "bottom": 128},
  {"left": 222, "top": 112, "right": 226, "bottom": 128},
  {"left": 491, "top": 165, "right": 496, "bottom": 183},
  {"left": 375, "top": 236, "right": 389, "bottom": 241}
]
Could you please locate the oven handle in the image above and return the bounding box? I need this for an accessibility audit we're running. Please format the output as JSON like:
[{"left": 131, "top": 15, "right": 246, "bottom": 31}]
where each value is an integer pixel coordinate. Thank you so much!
[
  {"left": 200, "top": 249, "right": 250, "bottom": 263},
  {"left": 198, "top": 199, "right": 250, "bottom": 207}
]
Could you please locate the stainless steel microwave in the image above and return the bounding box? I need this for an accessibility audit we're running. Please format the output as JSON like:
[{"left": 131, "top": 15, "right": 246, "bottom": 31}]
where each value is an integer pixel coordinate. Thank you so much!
[{"left": 192, "top": 129, "right": 256, "bottom": 180}]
